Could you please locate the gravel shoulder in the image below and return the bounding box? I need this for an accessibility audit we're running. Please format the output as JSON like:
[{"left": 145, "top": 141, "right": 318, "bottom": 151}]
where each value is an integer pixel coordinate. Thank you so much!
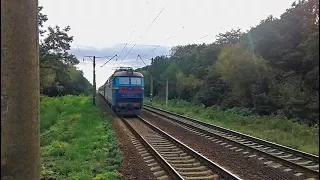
[
  {"left": 97, "top": 95, "right": 156, "bottom": 180},
  {"left": 141, "top": 110, "right": 303, "bottom": 180}
]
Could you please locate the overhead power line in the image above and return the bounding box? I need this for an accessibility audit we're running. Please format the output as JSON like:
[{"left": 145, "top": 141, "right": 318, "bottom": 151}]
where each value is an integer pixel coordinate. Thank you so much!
[
  {"left": 143, "top": 34, "right": 174, "bottom": 59},
  {"left": 123, "top": 44, "right": 136, "bottom": 61},
  {"left": 100, "top": 54, "right": 118, "bottom": 68},
  {"left": 140, "top": 2, "right": 170, "bottom": 39},
  {"left": 136, "top": 54, "right": 147, "bottom": 66},
  {"left": 118, "top": 6, "right": 146, "bottom": 60},
  {"left": 118, "top": 43, "right": 128, "bottom": 59},
  {"left": 200, "top": 34, "right": 208, "bottom": 39},
  {"left": 83, "top": 54, "right": 117, "bottom": 105},
  {"left": 138, "top": 55, "right": 147, "bottom": 66},
  {"left": 144, "top": 45, "right": 160, "bottom": 57},
  {"left": 139, "top": 55, "right": 152, "bottom": 60},
  {"left": 135, "top": 54, "right": 139, "bottom": 62},
  {"left": 117, "top": 44, "right": 137, "bottom": 67},
  {"left": 121, "top": 2, "right": 170, "bottom": 64},
  {"left": 97, "top": 55, "right": 116, "bottom": 59}
]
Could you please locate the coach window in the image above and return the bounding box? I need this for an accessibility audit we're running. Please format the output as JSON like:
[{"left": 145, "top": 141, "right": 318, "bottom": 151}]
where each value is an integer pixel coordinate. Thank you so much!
[
  {"left": 131, "top": 77, "right": 141, "bottom": 85},
  {"left": 119, "top": 77, "right": 130, "bottom": 85}
]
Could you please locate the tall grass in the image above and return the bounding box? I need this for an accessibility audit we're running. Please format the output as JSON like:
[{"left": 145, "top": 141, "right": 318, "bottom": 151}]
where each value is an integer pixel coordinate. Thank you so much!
[
  {"left": 40, "top": 95, "right": 122, "bottom": 180},
  {"left": 145, "top": 97, "right": 319, "bottom": 155}
]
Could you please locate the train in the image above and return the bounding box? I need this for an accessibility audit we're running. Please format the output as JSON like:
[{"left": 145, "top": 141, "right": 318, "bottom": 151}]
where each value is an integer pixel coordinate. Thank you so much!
[{"left": 98, "top": 67, "right": 144, "bottom": 116}]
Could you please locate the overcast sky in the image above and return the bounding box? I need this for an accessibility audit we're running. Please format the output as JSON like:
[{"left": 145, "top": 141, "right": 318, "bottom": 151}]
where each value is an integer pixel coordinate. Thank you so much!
[{"left": 39, "top": 0, "right": 295, "bottom": 87}]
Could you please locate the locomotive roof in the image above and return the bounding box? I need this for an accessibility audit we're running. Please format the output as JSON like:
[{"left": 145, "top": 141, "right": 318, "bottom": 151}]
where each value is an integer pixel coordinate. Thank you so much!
[
  {"left": 102, "top": 68, "right": 144, "bottom": 86},
  {"left": 113, "top": 71, "right": 144, "bottom": 77}
]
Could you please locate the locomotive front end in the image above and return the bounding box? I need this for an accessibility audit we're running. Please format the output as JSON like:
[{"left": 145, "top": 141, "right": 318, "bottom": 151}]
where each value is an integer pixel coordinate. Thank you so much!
[{"left": 113, "top": 69, "right": 144, "bottom": 116}]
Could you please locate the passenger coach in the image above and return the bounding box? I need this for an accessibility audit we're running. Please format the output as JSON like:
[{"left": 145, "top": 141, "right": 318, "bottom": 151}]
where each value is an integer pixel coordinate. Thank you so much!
[{"left": 100, "top": 67, "right": 144, "bottom": 116}]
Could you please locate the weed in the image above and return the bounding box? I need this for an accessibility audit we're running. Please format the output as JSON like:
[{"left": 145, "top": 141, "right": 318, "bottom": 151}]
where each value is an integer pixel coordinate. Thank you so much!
[{"left": 40, "top": 95, "right": 122, "bottom": 179}]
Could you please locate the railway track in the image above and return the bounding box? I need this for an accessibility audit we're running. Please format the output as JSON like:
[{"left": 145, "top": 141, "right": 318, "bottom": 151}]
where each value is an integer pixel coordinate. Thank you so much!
[
  {"left": 121, "top": 116, "right": 242, "bottom": 180},
  {"left": 143, "top": 104, "right": 319, "bottom": 179}
]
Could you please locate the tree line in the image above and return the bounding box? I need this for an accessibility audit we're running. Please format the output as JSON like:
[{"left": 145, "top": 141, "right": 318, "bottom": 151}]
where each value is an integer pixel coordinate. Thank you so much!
[
  {"left": 137, "top": 0, "right": 319, "bottom": 126},
  {"left": 38, "top": 7, "right": 92, "bottom": 97}
]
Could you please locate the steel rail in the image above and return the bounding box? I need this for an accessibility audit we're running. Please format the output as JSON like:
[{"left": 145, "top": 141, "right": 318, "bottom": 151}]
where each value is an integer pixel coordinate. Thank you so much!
[
  {"left": 121, "top": 116, "right": 184, "bottom": 180},
  {"left": 143, "top": 104, "right": 319, "bottom": 177},
  {"left": 136, "top": 116, "right": 242, "bottom": 180}
]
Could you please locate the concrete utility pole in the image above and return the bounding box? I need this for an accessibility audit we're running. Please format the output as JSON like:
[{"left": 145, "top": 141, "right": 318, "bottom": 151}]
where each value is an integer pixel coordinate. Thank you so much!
[
  {"left": 166, "top": 78, "right": 168, "bottom": 107},
  {"left": 150, "top": 58, "right": 154, "bottom": 102},
  {"left": 83, "top": 55, "right": 97, "bottom": 105},
  {"left": 84, "top": 54, "right": 117, "bottom": 105},
  {"left": 93, "top": 56, "right": 96, "bottom": 105},
  {"left": 1, "top": 0, "right": 40, "bottom": 179}
]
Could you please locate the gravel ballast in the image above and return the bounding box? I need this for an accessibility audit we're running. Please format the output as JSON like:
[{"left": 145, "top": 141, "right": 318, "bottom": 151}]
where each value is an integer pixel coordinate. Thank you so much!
[
  {"left": 97, "top": 95, "right": 156, "bottom": 180},
  {"left": 141, "top": 110, "right": 304, "bottom": 180}
]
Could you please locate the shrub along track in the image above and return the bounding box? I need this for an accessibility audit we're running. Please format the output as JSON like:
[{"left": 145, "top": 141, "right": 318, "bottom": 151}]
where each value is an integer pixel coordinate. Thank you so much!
[
  {"left": 142, "top": 105, "right": 318, "bottom": 180},
  {"left": 121, "top": 116, "right": 241, "bottom": 180}
]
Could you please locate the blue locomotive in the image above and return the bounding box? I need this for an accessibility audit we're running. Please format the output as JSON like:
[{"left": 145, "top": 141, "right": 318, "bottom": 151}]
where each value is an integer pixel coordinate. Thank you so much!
[{"left": 99, "top": 67, "right": 144, "bottom": 116}]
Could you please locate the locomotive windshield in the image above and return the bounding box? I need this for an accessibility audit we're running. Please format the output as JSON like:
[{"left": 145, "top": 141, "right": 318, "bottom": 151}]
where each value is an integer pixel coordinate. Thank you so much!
[
  {"left": 119, "top": 77, "right": 130, "bottom": 85},
  {"left": 118, "top": 77, "right": 142, "bottom": 85},
  {"left": 131, "top": 77, "right": 142, "bottom": 85}
]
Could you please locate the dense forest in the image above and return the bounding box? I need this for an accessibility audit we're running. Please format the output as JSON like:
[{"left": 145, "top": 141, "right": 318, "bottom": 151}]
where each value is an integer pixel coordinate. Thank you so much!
[
  {"left": 38, "top": 7, "right": 92, "bottom": 96},
  {"left": 137, "top": 0, "right": 319, "bottom": 126}
]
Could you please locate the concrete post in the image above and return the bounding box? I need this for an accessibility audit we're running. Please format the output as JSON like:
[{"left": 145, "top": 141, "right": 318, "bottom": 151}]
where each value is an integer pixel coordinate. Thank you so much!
[
  {"left": 1, "top": 0, "right": 40, "bottom": 179},
  {"left": 166, "top": 78, "right": 168, "bottom": 107},
  {"left": 93, "top": 56, "right": 96, "bottom": 105}
]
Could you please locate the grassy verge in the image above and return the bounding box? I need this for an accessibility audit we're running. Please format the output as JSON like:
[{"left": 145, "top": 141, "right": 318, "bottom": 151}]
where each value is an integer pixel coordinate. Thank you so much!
[
  {"left": 40, "top": 95, "right": 122, "bottom": 180},
  {"left": 145, "top": 98, "right": 319, "bottom": 155}
]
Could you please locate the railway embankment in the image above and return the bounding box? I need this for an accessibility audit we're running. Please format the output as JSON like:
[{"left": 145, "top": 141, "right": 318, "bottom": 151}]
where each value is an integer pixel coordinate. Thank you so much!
[
  {"left": 141, "top": 109, "right": 316, "bottom": 179},
  {"left": 144, "top": 98, "right": 319, "bottom": 156}
]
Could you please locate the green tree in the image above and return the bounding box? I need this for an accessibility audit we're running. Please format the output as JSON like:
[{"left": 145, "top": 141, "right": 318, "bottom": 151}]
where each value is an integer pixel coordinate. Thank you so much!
[
  {"left": 176, "top": 72, "right": 201, "bottom": 101},
  {"left": 195, "top": 68, "right": 228, "bottom": 106},
  {"left": 215, "top": 28, "right": 244, "bottom": 45},
  {"left": 162, "top": 62, "right": 180, "bottom": 98},
  {"left": 38, "top": 6, "right": 92, "bottom": 96},
  {"left": 215, "top": 45, "right": 271, "bottom": 108},
  {"left": 135, "top": 0, "right": 319, "bottom": 125},
  {"left": 240, "top": 0, "right": 319, "bottom": 91}
]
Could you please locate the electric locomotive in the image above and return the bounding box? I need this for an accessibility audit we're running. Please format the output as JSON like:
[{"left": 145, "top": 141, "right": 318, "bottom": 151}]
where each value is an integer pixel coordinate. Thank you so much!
[{"left": 99, "top": 67, "right": 144, "bottom": 116}]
